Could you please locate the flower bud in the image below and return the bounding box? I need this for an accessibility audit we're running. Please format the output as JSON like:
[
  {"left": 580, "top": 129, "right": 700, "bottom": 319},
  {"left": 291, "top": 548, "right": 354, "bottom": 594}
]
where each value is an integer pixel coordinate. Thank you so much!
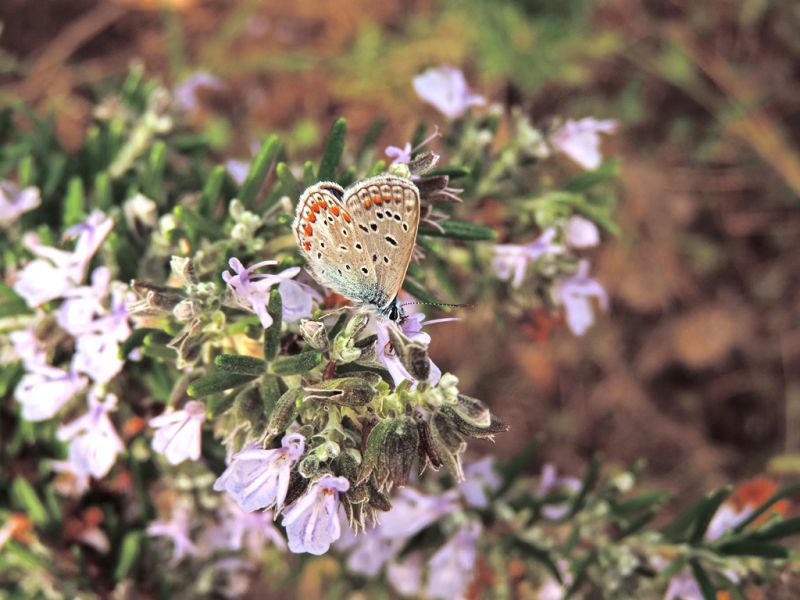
[
  {"left": 430, "top": 411, "right": 466, "bottom": 481},
  {"left": 170, "top": 256, "right": 198, "bottom": 287},
  {"left": 263, "top": 387, "right": 303, "bottom": 441},
  {"left": 416, "top": 412, "right": 443, "bottom": 471},
  {"left": 382, "top": 416, "right": 419, "bottom": 489},
  {"left": 300, "top": 319, "right": 328, "bottom": 350}
]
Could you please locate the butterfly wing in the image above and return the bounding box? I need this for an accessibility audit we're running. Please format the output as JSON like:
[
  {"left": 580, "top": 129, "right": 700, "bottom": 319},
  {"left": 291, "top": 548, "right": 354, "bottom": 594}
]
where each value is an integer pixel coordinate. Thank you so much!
[
  {"left": 293, "top": 182, "right": 381, "bottom": 305},
  {"left": 341, "top": 175, "right": 420, "bottom": 311}
]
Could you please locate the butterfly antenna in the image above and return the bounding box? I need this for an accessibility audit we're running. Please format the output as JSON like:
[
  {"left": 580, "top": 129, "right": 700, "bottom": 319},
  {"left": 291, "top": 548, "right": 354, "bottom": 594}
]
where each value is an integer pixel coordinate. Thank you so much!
[{"left": 400, "top": 300, "right": 473, "bottom": 311}]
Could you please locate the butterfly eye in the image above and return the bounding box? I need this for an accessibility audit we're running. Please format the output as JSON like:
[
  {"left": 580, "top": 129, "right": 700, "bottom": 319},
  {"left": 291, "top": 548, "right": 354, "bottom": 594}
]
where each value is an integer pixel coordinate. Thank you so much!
[{"left": 389, "top": 305, "right": 399, "bottom": 321}]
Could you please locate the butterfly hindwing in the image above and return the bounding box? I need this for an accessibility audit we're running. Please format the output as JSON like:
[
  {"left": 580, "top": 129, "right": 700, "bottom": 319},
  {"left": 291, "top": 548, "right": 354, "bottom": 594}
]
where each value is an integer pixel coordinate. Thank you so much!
[
  {"left": 342, "top": 176, "right": 420, "bottom": 310},
  {"left": 293, "top": 182, "right": 380, "bottom": 305}
]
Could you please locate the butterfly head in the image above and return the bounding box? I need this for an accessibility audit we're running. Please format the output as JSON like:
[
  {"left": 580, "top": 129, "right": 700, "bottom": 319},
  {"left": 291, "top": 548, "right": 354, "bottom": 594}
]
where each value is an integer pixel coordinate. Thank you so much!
[{"left": 384, "top": 298, "right": 407, "bottom": 325}]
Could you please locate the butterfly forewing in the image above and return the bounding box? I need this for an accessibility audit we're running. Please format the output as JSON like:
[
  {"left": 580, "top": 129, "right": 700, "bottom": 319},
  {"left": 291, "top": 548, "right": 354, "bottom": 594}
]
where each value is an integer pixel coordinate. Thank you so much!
[
  {"left": 293, "top": 176, "right": 420, "bottom": 312},
  {"left": 342, "top": 176, "right": 420, "bottom": 310}
]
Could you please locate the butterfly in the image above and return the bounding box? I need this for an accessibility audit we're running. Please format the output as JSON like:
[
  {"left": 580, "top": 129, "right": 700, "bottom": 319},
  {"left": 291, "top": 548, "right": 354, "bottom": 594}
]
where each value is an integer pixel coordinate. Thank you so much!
[{"left": 293, "top": 175, "right": 420, "bottom": 323}]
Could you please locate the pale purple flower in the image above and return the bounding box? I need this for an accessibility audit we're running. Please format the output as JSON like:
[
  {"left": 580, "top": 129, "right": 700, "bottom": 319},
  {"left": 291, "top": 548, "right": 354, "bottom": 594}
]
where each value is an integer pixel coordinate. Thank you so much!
[
  {"left": 535, "top": 561, "right": 573, "bottom": 600},
  {"left": 664, "top": 571, "right": 704, "bottom": 600},
  {"left": 536, "top": 463, "right": 581, "bottom": 520},
  {"left": 15, "top": 365, "right": 88, "bottom": 421},
  {"left": 57, "top": 392, "right": 124, "bottom": 479},
  {"left": 565, "top": 215, "right": 600, "bottom": 249},
  {"left": 385, "top": 142, "right": 412, "bottom": 165},
  {"left": 282, "top": 474, "right": 350, "bottom": 555},
  {"left": 147, "top": 504, "right": 199, "bottom": 566},
  {"left": 387, "top": 551, "right": 424, "bottom": 597},
  {"left": 378, "top": 488, "right": 460, "bottom": 539},
  {"left": 71, "top": 332, "right": 125, "bottom": 385},
  {"left": 0, "top": 181, "right": 40, "bottom": 226},
  {"left": 460, "top": 457, "right": 501, "bottom": 509},
  {"left": 8, "top": 326, "right": 47, "bottom": 369},
  {"left": 551, "top": 118, "right": 618, "bottom": 170},
  {"left": 374, "top": 311, "right": 450, "bottom": 388},
  {"left": 344, "top": 526, "right": 404, "bottom": 577},
  {"left": 149, "top": 401, "right": 207, "bottom": 465},
  {"left": 555, "top": 260, "right": 608, "bottom": 336},
  {"left": 413, "top": 66, "right": 486, "bottom": 119},
  {"left": 57, "top": 267, "right": 112, "bottom": 336},
  {"left": 211, "top": 496, "right": 287, "bottom": 554},
  {"left": 705, "top": 503, "right": 753, "bottom": 541},
  {"left": 225, "top": 159, "right": 250, "bottom": 187},
  {"left": 385, "top": 128, "right": 441, "bottom": 167},
  {"left": 222, "top": 258, "right": 321, "bottom": 328},
  {"left": 425, "top": 522, "right": 482, "bottom": 600},
  {"left": 213, "top": 433, "right": 305, "bottom": 513},
  {"left": 175, "top": 72, "right": 226, "bottom": 111},
  {"left": 492, "top": 228, "right": 565, "bottom": 289},
  {"left": 13, "top": 211, "right": 114, "bottom": 307},
  {"left": 65, "top": 211, "right": 115, "bottom": 275}
]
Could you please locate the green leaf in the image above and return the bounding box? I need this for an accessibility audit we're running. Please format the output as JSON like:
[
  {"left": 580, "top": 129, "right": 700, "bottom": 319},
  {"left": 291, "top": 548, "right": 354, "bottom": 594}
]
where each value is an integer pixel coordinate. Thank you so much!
[
  {"left": 611, "top": 492, "right": 671, "bottom": 515},
  {"left": 119, "top": 328, "right": 163, "bottom": 359},
  {"left": 614, "top": 509, "right": 657, "bottom": 540},
  {"left": 63, "top": 176, "right": 85, "bottom": 228},
  {"left": 689, "top": 560, "right": 716, "bottom": 600},
  {"left": 187, "top": 372, "right": 257, "bottom": 398},
  {"left": 269, "top": 351, "right": 323, "bottom": 376},
  {"left": 199, "top": 164, "right": 226, "bottom": 216},
  {"left": 263, "top": 288, "right": 282, "bottom": 360},
  {"left": 238, "top": 134, "right": 281, "bottom": 207},
  {"left": 276, "top": 162, "right": 301, "bottom": 200},
  {"left": 357, "top": 118, "right": 386, "bottom": 157},
  {"left": 260, "top": 375, "right": 281, "bottom": 418},
  {"left": 563, "top": 158, "right": 619, "bottom": 193},
  {"left": 747, "top": 516, "right": 800, "bottom": 541},
  {"left": 564, "top": 551, "right": 595, "bottom": 599},
  {"left": 145, "top": 140, "right": 166, "bottom": 198},
  {"left": 11, "top": 477, "right": 49, "bottom": 527},
  {"left": 716, "top": 540, "right": 789, "bottom": 559},
  {"left": 173, "top": 205, "right": 219, "bottom": 239},
  {"left": 426, "top": 165, "right": 471, "bottom": 179},
  {"left": 418, "top": 220, "right": 497, "bottom": 241},
  {"left": 94, "top": 171, "right": 113, "bottom": 211},
  {"left": 317, "top": 118, "right": 347, "bottom": 181},
  {"left": 566, "top": 455, "right": 601, "bottom": 518},
  {"left": 402, "top": 278, "right": 443, "bottom": 306},
  {"left": 303, "top": 160, "right": 317, "bottom": 186},
  {"left": 661, "top": 486, "right": 732, "bottom": 543},
  {"left": 214, "top": 354, "right": 267, "bottom": 375},
  {"left": 114, "top": 531, "right": 142, "bottom": 582},
  {"left": 510, "top": 538, "right": 562, "bottom": 584}
]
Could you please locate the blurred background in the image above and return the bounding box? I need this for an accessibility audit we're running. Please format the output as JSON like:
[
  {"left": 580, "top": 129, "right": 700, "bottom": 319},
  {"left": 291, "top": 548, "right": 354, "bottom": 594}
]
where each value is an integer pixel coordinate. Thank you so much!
[{"left": 2, "top": 0, "right": 799, "bottom": 511}]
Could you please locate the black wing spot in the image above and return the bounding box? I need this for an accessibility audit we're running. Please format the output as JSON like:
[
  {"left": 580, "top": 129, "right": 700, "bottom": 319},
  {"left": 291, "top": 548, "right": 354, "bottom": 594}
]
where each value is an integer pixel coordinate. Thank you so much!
[
  {"left": 339, "top": 245, "right": 347, "bottom": 251},
  {"left": 372, "top": 254, "right": 378, "bottom": 262},
  {"left": 376, "top": 211, "right": 384, "bottom": 220},
  {"left": 361, "top": 266, "right": 369, "bottom": 274},
  {"left": 359, "top": 224, "right": 369, "bottom": 233},
  {"left": 370, "top": 223, "right": 378, "bottom": 232},
  {"left": 385, "top": 236, "right": 398, "bottom": 246},
  {"left": 328, "top": 215, "right": 334, "bottom": 222},
  {"left": 342, "top": 229, "right": 348, "bottom": 236},
  {"left": 383, "top": 256, "right": 389, "bottom": 263},
  {"left": 317, "top": 252, "right": 322, "bottom": 259},
  {"left": 345, "top": 264, "right": 351, "bottom": 271},
  {"left": 320, "top": 242, "right": 326, "bottom": 248},
  {"left": 355, "top": 242, "right": 363, "bottom": 250},
  {"left": 337, "top": 268, "right": 343, "bottom": 275},
  {"left": 394, "top": 214, "right": 402, "bottom": 222},
  {"left": 402, "top": 223, "right": 409, "bottom": 232}
]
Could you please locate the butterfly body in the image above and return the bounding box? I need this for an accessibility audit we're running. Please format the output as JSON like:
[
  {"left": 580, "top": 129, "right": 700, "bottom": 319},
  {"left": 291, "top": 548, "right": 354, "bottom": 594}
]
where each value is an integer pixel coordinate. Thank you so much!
[{"left": 293, "top": 175, "right": 421, "bottom": 323}]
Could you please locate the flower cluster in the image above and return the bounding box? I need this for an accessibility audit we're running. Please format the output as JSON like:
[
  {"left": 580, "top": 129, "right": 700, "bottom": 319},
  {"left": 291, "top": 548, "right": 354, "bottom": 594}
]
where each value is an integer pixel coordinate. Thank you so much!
[{"left": 6, "top": 210, "right": 129, "bottom": 479}]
